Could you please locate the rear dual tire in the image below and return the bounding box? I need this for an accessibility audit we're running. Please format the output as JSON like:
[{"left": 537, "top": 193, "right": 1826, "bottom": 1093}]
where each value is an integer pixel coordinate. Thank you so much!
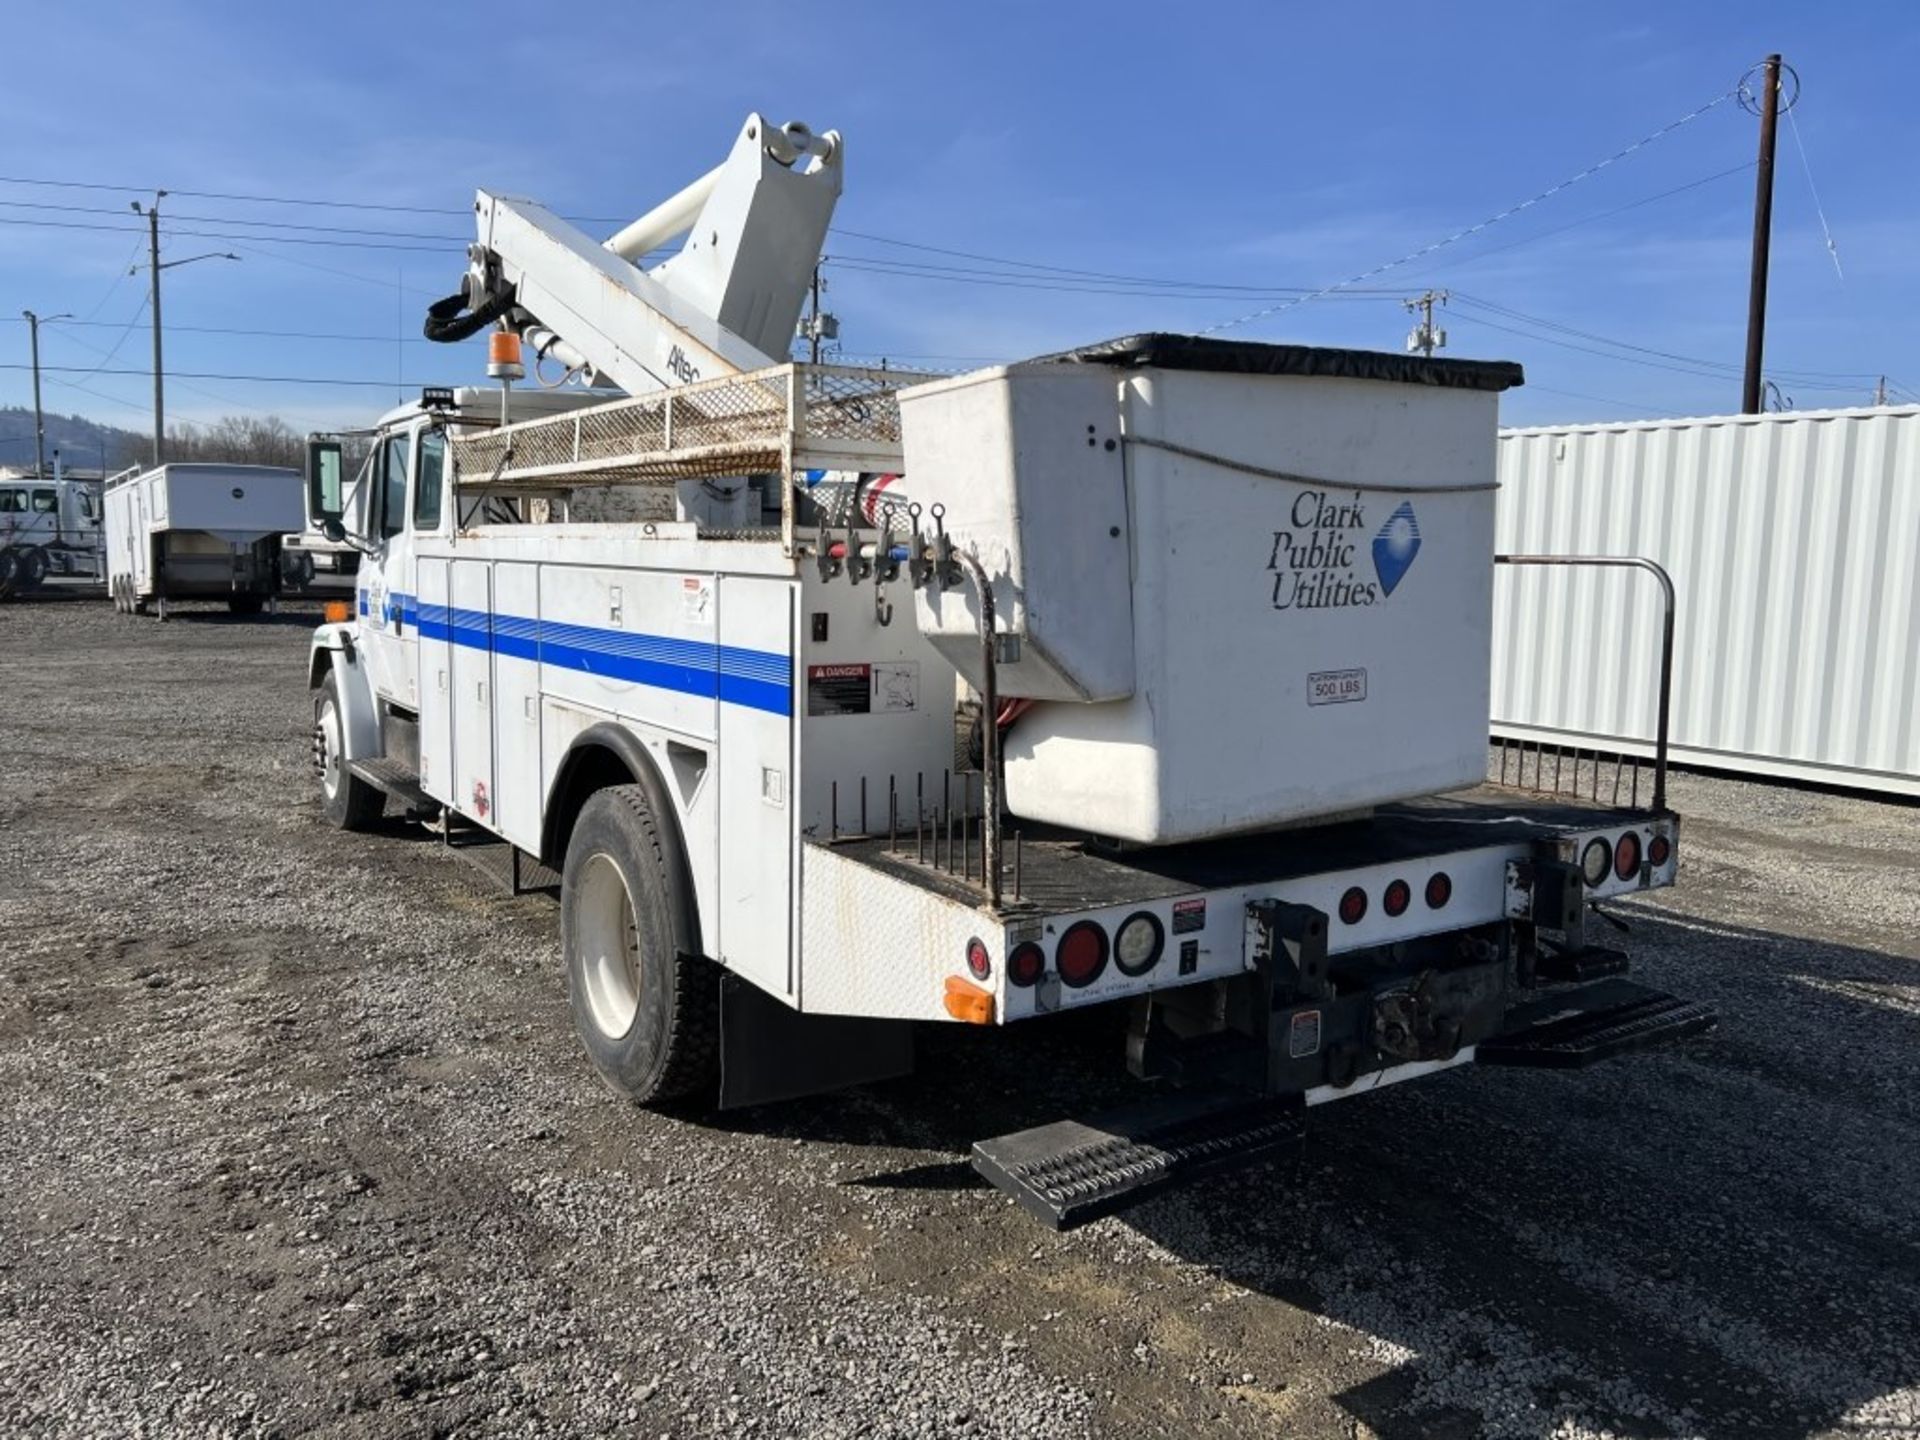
[{"left": 561, "top": 784, "right": 718, "bottom": 1106}]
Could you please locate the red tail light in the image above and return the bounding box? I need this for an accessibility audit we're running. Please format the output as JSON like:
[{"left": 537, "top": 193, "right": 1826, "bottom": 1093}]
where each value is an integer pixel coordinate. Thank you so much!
[
  {"left": 1007, "top": 941, "right": 1046, "bottom": 988},
  {"left": 1338, "top": 887, "right": 1368, "bottom": 925},
  {"left": 1055, "top": 922, "right": 1109, "bottom": 988},
  {"left": 1383, "top": 879, "right": 1411, "bottom": 917},
  {"left": 1614, "top": 831, "right": 1643, "bottom": 882},
  {"left": 1425, "top": 872, "right": 1452, "bottom": 909},
  {"left": 1648, "top": 834, "right": 1672, "bottom": 868},
  {"left": 965, "top": 937, "right": 992, "bottom": 982}
]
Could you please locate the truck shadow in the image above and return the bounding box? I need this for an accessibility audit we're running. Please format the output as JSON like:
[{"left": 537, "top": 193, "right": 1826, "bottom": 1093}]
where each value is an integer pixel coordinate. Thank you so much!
[{"left": 718, "top": 908, "right": 1920, "bottom": 1439}]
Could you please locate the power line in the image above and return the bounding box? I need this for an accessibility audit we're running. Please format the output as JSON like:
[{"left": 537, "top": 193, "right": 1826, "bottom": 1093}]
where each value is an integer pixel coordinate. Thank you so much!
[
  {"left": 0, "top": 316, "right": 437, "bottom": 343},
  {"left": 1419, "top": 161, "right": 1755, "bottom": 275},
  {"left": 1202, "top": 82, "right": 1743, "bottom": 335},
  {"left": 0, "top": 362, "right": 429, "bottom": 390},
  {"left": 829, "top": 256, "right": 1400, "bottom": 302},
  {"left": 1451, "top": 292, "right": 1884, "bottom": 383}
]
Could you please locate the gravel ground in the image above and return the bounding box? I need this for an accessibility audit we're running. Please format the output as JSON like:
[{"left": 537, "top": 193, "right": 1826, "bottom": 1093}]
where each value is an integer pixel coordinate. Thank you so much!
[{"left": 1, "top": 595, "right": 1917, "bottom": 1439}]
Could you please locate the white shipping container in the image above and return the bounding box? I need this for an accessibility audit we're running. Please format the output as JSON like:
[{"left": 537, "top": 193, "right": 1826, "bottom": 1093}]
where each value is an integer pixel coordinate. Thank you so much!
[{"left": 1492, "top": 405, "right": 1920, "bottom": 796}]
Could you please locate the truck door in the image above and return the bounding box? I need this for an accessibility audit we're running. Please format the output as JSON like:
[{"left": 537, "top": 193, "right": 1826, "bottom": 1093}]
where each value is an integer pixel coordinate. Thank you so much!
[{"left": 354, "top": 425, "right": 423, "bottom": 710}]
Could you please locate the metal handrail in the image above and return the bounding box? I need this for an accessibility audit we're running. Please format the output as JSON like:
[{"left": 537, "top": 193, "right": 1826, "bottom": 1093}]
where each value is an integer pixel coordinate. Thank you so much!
[{"left": 1493, "top": 554, "right": 1675, "bottom": 812}]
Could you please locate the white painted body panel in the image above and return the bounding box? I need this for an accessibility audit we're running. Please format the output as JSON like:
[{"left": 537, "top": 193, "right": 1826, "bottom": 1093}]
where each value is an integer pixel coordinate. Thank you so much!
[
  {"left": 902, "top": 364, "right": 1501, "bottom": 844},
  {"left": 1493, "top": 404, "right": 1920, "bottom": 795}
]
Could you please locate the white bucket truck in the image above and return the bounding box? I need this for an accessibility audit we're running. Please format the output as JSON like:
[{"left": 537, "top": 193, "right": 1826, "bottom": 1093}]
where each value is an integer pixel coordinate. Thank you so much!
[{"left": 307, "top": 114, "right": 1712, "bottom": 1227}]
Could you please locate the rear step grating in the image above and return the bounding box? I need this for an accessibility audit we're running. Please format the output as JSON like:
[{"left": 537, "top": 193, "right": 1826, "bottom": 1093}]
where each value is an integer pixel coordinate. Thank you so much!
[
  {"left": 972, "top": 1092, "right": 1304, "bottom": 1231},
  {"left": 1479, "top": 987, "right": 1715, "bottom": 1069}
]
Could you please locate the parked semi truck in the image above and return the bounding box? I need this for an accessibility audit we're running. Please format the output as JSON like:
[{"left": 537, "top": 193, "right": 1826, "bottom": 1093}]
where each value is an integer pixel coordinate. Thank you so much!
[
  {"left": 105, "top": 462, "right": 305, "bottom": 617},
  {"left": 0, "top": 474, "right": 101, "bottom": 598},
  {"left": 307, "top": 113, "right": 1713, "bottom": 1228}
]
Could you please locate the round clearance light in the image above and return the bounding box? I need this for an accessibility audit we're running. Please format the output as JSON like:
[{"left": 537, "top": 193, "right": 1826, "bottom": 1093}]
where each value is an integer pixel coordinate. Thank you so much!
[
  {"left": 1383, "top": 879, "right": 1412, "bottom": 918},
  {"left": 1425, "top": 872, "right": 1452, "bottom": 909},
  {"left": 1648, "top": 833, "right": 1673, "bottom": 868},
  {"left": 1055, "top": 921, "right": 1109, "bottom": 989},
  {"left": 1007, "top": 941, "right": 1045, "bottom": 988},
  {"left": 1614, "top": 830, "right": 1643, "bottom": 882},
  {"left": 1581, "top": 837, "right": 1613, "bottom": 888},
  {"left": 965, "top": 937, "right": 992, "bottom": 982},
  {"left": 1338, "top": 886, "right": 1368, "bottom": 926},
  {"left": 1114, "top": 912, "right": 1166, "bottom": 977}
]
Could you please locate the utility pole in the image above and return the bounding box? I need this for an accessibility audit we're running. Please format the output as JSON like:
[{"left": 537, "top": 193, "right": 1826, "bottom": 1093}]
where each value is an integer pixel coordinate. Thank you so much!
[
  {"left": 1404, "top": 290, "right": 1449, "bottom": 358},
  {"left": 1873, "top": 376, "right": 1888, "bottom": 407},
  {"left": 133, "top": 191, "right": 167, "bottom": 465},
  {"left": 1741, "top": 54, "right": 1783, "bottom": 415},
  {"left": 797, "top": 258, "right": 838, "bottom": 364},
  {"left": 21, "top": 309, "right": 71, "bottom": 478},
  {"left": 129, "top": 192, "right": 238, "bottom": 468}
]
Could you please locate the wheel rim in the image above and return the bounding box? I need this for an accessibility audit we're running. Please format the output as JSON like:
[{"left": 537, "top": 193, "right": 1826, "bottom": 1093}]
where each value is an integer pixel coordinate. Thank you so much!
[
  {"left": 317, "top": 698, "right": 344, "bottom": 800},
  {"left": 576, "top": 852, "right": 644, "bottom": 1040}
]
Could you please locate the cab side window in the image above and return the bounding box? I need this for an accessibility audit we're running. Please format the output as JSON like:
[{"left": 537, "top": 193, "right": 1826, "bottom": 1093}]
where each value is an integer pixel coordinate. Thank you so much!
[
  {"left": 30, "top": 489, "right": 56, "bottom": 513},
  {"left": 0, "top": 489, "right": 25, "bottom": 513},
  {"left": 379, "top": 434, "right": 410, "bottom": 540},
  {"left": 413, "top": 431, "right": 445, "bottom": 532}
]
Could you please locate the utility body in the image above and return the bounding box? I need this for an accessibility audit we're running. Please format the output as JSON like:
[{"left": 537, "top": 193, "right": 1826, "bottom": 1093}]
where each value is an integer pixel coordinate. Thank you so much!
[
  {"left": 105, "top": 462, "right": 304, "bottom": 618},
  {"left": 307, "top": 113, "right": 1713, "bottom": 1228}
]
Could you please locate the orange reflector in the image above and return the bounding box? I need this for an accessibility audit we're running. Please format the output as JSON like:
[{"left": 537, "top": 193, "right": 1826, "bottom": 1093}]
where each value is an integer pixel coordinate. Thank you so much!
[
  {"left": 322, "top": 599, "right": 352, "bottom": 624},
  {"left": 943, "top": 975, "right": 994, "bottom": 1025}
]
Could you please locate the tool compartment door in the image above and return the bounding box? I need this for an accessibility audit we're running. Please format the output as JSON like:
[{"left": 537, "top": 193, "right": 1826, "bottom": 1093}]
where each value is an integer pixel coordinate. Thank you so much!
[
  {"left": 450, "top": 560, "right": 497, "bottom": 829},
  {"left": 417, "top": 558, "right": 453, "bottom": 804},
  {"left": 716, "top": 575, "right": 796, "bottom": 1000},
  {"left": 491, "top": 562, "right": 541, "bottom": 853}
]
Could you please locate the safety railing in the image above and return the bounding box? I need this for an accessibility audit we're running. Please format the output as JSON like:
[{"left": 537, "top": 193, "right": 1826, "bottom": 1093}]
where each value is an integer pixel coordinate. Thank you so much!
[{"left": 1491, "top": 554, "right": 1676, "bottom": 813}]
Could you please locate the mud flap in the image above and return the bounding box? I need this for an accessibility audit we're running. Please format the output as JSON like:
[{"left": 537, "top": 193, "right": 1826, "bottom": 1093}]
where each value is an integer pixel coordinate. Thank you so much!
[{"left": 717, "top": 975, "right": 914, "bottom": 1109}]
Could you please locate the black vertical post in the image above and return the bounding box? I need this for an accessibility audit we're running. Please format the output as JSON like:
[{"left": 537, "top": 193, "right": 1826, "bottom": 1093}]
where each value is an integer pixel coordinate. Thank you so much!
[{"left": 1742, "top": 55, "right": 1782, "bottom": 415}]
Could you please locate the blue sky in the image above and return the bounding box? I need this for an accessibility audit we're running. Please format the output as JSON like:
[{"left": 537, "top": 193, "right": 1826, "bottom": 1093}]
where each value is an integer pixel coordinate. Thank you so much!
[{"left": 2, "top": 0, "right": 1915, "bottom": 456}]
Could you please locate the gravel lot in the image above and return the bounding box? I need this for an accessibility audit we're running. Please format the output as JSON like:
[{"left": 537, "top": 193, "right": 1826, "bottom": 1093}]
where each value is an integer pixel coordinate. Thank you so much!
[{"left": 2, "top": 595, "right": 1917, "bottom": 1439}]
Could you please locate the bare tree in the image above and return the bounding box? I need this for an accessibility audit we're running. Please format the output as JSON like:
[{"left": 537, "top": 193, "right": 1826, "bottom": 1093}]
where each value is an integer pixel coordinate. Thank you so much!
[{"left": 111, "top": 415, "right": 306, "bottom": 471}]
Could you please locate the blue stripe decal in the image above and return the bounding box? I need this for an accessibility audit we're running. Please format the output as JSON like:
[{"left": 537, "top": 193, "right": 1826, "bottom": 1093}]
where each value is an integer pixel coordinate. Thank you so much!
[{"left": 410, "top": 597, "right": 791, "bottom": 716}]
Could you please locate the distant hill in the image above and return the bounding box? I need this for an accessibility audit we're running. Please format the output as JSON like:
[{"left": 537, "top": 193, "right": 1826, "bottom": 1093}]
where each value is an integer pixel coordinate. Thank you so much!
[{"left": 0, "top": 405, "right": 146, "bottom": 474}]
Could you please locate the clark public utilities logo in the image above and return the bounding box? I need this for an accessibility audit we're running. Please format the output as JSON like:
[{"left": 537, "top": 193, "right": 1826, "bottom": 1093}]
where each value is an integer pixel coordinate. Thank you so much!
[{"left": 1267, "top": 489, "right": 1422, "bottom": 611}]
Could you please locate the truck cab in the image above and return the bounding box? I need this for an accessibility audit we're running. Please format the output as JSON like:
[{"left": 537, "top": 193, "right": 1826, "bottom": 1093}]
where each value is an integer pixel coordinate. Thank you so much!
[{"left": 0, "top": 476, "right": 102, "bottom": 595}]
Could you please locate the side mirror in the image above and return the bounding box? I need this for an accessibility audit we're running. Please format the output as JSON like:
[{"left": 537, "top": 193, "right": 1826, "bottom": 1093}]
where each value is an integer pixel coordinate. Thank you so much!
[
  {"left": 305, "top": 437, "right": 346, "bottom": 526},
  {"left": 320, "top": 517, "right": 347, "bottom": 545}
]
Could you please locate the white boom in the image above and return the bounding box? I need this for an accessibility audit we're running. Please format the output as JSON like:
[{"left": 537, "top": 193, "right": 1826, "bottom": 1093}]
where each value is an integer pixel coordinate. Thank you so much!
[{"left": 434, "top": 113, "right": 842, "bottom": 395}]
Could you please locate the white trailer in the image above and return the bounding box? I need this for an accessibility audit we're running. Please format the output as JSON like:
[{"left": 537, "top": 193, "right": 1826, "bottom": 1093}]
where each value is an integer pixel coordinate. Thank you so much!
[
  {"left": 307, "top": 114, "right": 1714, "bottom": 1228},
  {"left": 0, "top": 475, "right": 101, "bottom": 597},
  {"left": 104, "top": 462, "right": 305, "bottom": 617}
]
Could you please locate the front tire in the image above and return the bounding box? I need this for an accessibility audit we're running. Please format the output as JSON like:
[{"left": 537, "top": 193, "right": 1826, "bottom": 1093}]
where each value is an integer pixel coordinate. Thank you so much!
[
  {"left": 314, "top": 672, "right": 383, "bottom": 830},
  {"left": 561, "top": 784, "right": 718, "bottom": 1106}
]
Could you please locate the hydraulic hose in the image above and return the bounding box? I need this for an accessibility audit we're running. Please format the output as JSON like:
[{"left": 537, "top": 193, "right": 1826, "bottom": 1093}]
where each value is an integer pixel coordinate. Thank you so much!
[{"left": 423, "top": 288, "right": 515, "bottom": 345}]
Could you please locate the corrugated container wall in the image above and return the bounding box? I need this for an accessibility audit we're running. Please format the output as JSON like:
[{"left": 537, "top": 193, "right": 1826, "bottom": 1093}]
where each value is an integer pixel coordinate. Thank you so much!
[{"left": 1491, "top": 405, "right": 1920, "bottom": 796}]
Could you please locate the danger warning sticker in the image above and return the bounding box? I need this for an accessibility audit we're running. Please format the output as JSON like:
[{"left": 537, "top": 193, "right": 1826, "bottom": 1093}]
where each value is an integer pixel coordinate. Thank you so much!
[
  {"left": 806, "top": 661, "right": 920, "bottom": 717},
  {"left": 1172, "top": 898, "right": 1207, "bottom": 934},
  {"left": 807, "top": 663, "right": 871, "bottom": 716}
]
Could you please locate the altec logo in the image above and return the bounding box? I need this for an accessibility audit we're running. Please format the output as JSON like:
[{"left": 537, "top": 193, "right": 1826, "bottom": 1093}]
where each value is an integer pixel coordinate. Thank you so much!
[{"left": 1266, "top": 490, "right": 1422, "bottom": 611}]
